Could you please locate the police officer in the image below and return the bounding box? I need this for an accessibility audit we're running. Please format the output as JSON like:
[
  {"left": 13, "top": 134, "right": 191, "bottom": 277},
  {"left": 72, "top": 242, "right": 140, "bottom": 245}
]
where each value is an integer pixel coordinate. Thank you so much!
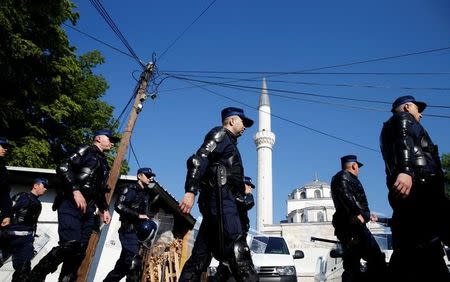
[
  {"left": 103, "top": 167, "right": 157, "bottom": 282},
  {"left": 0, "top": 137, "right": 12, "bottom": 227},
  {"left": 178, "top": 107, "right": 258, "bottom": 282},
  {"left": 330, "top": 155, "right": 386, "bottom": 282},
  {"left": 0, "top": 178, "right": 48, "bottom": 281},
  {"left": 380, "top": 96, "right": 450, "bottom": 282},
  {"left": 29, "top": 129, "right": 117, "bottom": 282}
]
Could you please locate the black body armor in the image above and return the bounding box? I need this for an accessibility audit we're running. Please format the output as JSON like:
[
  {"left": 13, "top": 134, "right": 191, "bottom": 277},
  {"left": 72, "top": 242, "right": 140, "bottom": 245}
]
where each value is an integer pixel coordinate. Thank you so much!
[
  {"left": 10, "top": 192, "right": 41, "bottom": 231},
  {"left": 331, "top": 170, "right": 370, "bottom": 232},
  {"left": 380, "top": 112, "right": 442, "bottom": 185},
  {"left": 115, "top": 183, "right": 151, "bottom": 231},
  {"left": 184, "top": 127, "right": 245, "bottom": 196},
  {"left": 57, "top": 145, "right": 110, "bottom": 211}
]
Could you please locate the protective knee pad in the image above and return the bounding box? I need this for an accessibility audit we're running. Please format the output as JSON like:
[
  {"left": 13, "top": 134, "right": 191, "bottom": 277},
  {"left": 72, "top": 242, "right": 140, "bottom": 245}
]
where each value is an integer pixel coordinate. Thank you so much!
[
  {"left": 229, "top": 236, "right": 258, "bottom": 282},
  {"left": 127, "top": 255, "right": 143, "bottom": 282}
]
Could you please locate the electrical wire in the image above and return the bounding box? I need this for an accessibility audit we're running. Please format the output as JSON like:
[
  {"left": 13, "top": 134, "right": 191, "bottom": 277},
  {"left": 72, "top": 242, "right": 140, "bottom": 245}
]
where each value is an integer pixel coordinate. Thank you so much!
[
  {"left": 190, "top": 78, "right": 450, "bottom": 119},
  {"left": 161, "top": 73, "right": 450, "bottom": 91},
  {"left": 89, "top": 0, "right": 145, "bottom": 68},
  {"left": 158, "top": 0, "right": 218, "bottom": 60},
  {"left": 162, "top": 45, "right": 450, "bottom": 77},
  {"left": 174, "top": 77, "right": 380, "bottom": 152},
  {"left": 130, "top": 141, "right": 141, "bottom": 168},
  {"left": 62, "top": 23, "right": 135, "bottom": 59},
  {"left": 170, "top": 75, "right": 450, "bottom": 109}
]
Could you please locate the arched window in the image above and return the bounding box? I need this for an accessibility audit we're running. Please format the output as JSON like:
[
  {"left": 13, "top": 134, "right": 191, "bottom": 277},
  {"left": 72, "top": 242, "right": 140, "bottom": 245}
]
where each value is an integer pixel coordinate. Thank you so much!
[
  {"left": 314, "top": 189, "right": 321, "bottom": 198},
  {"left": 300, "top": 191, "right": 306, "bottom": 199},
  {"left": 317, "top": 211, "right": 324, "bottom": 222}
]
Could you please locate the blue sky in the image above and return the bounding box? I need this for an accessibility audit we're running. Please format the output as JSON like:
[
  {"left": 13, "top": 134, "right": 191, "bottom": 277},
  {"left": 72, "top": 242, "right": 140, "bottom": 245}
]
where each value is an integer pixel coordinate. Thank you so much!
[{"left": 67, "top": 0, "right": 450, "bottom": 225}]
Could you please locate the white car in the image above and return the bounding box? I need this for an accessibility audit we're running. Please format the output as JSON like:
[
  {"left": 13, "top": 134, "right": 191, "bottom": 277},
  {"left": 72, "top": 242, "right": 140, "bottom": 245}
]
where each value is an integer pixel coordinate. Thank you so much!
[{"left": 208, "top": 235, "right": 304, "bottom": 282}]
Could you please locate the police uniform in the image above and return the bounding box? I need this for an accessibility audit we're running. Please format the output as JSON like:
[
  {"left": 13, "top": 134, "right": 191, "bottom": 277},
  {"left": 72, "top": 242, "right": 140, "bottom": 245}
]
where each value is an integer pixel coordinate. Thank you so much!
[
  {"left": 29, "top": 130, "right": 117, "bottom": 282},
  {"left": 330, "top": 156, "right": 386, "bottom": 282},
  {"left": 1, "top": 179, "right": 46, "bottom": 282},
  {"left": 0, "top": 137, "right": 12, "bottom": 224},
  {"left": 104, "top": 167, "right": 156, "bottom": 282},
  {"left": 380, "top": 96, "right": 450, "bottom": 282},
  {"left": 179, "top": 107, "right": 258, "bottom": 282}
]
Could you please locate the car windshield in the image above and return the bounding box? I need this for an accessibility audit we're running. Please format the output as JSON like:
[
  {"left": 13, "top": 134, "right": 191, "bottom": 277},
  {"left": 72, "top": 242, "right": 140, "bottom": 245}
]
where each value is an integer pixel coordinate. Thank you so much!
[{"left": 251, "top": 236, "right": 290, "bottom": 255}]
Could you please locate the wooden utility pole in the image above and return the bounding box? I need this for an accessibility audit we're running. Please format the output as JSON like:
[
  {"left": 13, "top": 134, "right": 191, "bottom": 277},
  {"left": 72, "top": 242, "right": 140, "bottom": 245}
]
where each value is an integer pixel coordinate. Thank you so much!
[{"left": 77, "top": 62, "right": 155, "bottom": 281}]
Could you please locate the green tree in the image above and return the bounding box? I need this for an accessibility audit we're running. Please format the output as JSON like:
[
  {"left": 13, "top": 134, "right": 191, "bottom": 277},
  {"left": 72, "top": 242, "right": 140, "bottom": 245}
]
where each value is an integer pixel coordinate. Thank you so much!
[
  {"left": 0, "top": 0, "right": 128, "bottom": 173},
  {"left": 442, "top": 153, "right": 450, "bottom": 199}
]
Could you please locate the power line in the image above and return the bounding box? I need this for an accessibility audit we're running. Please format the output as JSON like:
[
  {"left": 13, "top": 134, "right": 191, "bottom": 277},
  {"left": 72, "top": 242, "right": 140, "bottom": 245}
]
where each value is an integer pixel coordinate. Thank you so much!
[
  {"left": 170, "top": 75, "right": 450, "bottom": 109},
  {"left": 130, "top": 141, "right": 141, "bottom": 168},
  {"left": 175, "top": 77, "right": 380, "bottom": 152},
  {"left": 163, "top": 70, "right": 450, "bottom": 76},
  {"left": 62, "top": 23, "right": 135, "bottom": 59},
  {"left": 162, "top": 45, "right": 450, "bottom": 77},
  {"left": 89, "top": 0, "right": 145, "bottom": 68},
  {"left": 162, "top": 73, "right": 450, "bottom": 91},
  {"left": 158, "top": 0, "right": 218, "bottom": 60}
]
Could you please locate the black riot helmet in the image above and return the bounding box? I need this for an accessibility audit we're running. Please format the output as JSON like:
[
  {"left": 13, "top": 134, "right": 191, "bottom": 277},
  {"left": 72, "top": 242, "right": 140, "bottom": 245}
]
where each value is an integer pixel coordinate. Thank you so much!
[{"left": 137, "top": 219, "right": 158, "bottom": 247}]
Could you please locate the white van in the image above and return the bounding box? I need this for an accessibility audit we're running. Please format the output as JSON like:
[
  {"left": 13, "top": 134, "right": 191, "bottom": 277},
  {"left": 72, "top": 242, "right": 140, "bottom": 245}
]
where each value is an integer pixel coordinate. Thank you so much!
[{"left": 208, "top": 235, "right": 304, "bottom": 282}]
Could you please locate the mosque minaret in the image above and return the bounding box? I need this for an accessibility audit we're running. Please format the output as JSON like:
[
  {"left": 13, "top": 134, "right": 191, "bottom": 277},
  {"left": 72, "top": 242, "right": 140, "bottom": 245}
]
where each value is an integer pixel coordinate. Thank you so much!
[{"left": 254, "top": 78, "right": 276, "bottom": 232}]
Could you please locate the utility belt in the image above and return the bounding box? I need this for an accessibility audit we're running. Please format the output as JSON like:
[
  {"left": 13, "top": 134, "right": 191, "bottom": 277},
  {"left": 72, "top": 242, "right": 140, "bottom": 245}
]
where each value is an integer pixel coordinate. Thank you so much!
[{"left": 0, "top": 229, "right": 34, "bottom": 240}]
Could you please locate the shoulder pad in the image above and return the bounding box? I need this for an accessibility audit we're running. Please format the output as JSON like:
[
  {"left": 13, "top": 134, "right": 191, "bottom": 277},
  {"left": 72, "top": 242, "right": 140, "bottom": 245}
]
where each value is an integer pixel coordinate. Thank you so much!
[
  {"left": 76, "top": 145, "right": 90, "bottom": 156},
  {"left": 212, "top": 128, "right": 227, "bottom": 143},
  {"left": 206, "top": 127, "right": 227, "bottom": 143}
]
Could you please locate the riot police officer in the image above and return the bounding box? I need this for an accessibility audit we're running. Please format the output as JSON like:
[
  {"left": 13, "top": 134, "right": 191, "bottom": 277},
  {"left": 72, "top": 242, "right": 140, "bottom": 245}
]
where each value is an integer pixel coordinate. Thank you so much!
[
  {"left": 178, "top": 107, "right": 258, "bottom": 282},
  {"left": 330, "top": 155, "right": 386, "bottom": 282},
  {"left": 29, "top": 129, "right": 117, "bottom": 282},
  {"left": 380, "top": 96, "right": 450, "bottom": 282},
  {"left": 0, "top": 137, "right": 12, "bottom": 227},
  {"left": 103, "top": 167, "right": 158, "bottom": 282},
  {"left": 0, "top": 178, "right": 48, "bottom": 281}
]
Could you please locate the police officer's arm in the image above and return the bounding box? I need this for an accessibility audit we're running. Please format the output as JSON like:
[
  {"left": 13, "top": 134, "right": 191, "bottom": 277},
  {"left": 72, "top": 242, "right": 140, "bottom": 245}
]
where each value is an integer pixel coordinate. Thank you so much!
[
  {"left": 11, "top": 193, "right": 28, "bottom": 211},
  {"left": 391, "top": 113, "right": 415, "bottom": 197},
  {"left": 333, "top": 179, "right": 366, "bottom": 224},
  {"left": 58, "top": 146, "right": 90, "bottom": 212},
  {"left": 115, "top": 187, "right": 140, "bottom": 221},
  {"left": 180, "top": 128, "right": 227, "bottom": 213}
]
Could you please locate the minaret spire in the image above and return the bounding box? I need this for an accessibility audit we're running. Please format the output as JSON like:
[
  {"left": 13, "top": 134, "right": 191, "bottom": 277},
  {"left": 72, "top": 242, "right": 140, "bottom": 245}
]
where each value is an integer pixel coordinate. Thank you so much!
[{"left": 254, "top": 77, "right": 276, "bottom": 232}]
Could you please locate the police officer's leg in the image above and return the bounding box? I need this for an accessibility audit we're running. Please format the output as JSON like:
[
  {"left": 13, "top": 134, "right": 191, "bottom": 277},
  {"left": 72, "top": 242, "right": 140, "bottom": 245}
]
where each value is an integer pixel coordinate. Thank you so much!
[
  {"left": 221, "top": 190, "right": 257, "bottom": 282},
  {"left": 127, "top": 254, "right": 143, "bottom": 282},
  {"left": 340, "top": 236, "right": 363, "bottom": 282},
  {"left": 59, "top": 205, "right": 96, "bottom": 282},
  {"left": 29, "top": 200, "right": 83, "bottom": 282},
  {"left": 359, "top": 228, "right": 387, "bottom": 282},
  {"left": 11, "top": 234, "right": 34, "bottom": 282},
  {"left": 179, "top": 220, "right": 213, "bottom": 282},
  {"left": 104, "top": 231, "right": 140, "bottom": 282},
  {"left": 227, "top": 235, "right": 258, "bottom": 282}
]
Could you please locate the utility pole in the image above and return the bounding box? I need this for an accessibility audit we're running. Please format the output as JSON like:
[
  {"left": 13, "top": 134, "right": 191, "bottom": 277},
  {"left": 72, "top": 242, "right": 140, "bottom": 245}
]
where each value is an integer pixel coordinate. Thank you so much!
[{"left": 77, "top": 62, "right": 155, "bottom": 282}]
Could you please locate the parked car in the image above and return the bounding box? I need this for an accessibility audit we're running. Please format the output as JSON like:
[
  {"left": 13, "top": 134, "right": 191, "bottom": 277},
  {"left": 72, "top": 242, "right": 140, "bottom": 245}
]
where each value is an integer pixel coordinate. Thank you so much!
[{"left": 208, "top": 235, "right": 304, "bottom": 282}]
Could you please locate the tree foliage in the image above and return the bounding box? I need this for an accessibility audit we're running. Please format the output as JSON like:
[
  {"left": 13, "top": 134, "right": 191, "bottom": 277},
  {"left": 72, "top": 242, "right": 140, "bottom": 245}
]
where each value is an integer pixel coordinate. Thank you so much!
[
  {"left": 0, "top": 0, "right": 128, "bottom": 173},
  {"left": 442, "top": 153, "right": 450, "bottom": 199}
]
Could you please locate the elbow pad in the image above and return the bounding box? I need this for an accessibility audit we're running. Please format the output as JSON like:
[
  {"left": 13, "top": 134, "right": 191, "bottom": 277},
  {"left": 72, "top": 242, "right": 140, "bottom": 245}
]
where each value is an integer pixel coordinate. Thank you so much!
[{"left": 185, "top": 155, "right": 202, "bottom": 195}]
